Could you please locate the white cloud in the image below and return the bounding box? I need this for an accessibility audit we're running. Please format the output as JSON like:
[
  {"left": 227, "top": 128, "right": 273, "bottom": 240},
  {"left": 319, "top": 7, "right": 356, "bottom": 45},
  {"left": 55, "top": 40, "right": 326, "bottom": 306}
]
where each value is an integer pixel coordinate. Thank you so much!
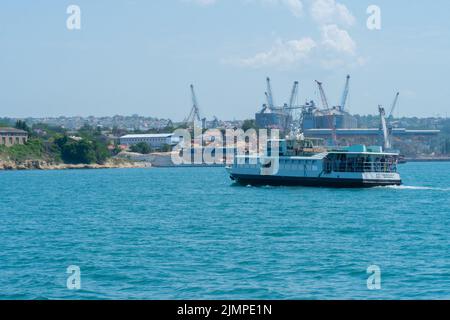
[
  {"left": 186, "top": 0, "right": 364, "bottom": 69},
  {"left": 228, "top": 37, "right": 317, "bottom": 68},
  {"left": 310, "top": 0, "right": 355, "bottom": 27},
  {"left": 280, "top": 0, "right": 304, "bottom": 17},
  {"left": 321, "top": 24, "right": 356, "bottom": 55},
  {"left": 185, "top": 0, "right": 354, "bottom": 26},
  {"left": 227, "top": 24, "right": 359, "bottom": 68}
]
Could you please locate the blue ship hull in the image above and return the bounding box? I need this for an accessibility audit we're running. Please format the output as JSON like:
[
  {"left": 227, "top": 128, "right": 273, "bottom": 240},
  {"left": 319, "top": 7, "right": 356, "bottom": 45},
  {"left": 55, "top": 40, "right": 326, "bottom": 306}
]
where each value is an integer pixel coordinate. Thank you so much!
[{"left": 230, "top": 174, "right": 402, "bottom": 188}]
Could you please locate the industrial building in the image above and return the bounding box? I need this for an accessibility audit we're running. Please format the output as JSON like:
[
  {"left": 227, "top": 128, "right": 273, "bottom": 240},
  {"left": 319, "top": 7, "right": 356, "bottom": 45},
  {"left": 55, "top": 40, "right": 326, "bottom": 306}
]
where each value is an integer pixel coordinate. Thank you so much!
[
  {"left": 304, "top": 128, "right": 440, "bottom": 140},
  {"left": 120, "top": 133, "right": 179, "bottom": 150},
  {"left": 300, "top": 76, "right": 357, "bottom": 131},
  {"left": 255, "top": 76, "right": 354, "bottom": 133},
  {"left": 302, "top": 107, "right": 358, "bottom": 130},
  {"left": 304, "top": 128, "right": 441, "bottom": 156},
  {"left": 252, "top": 76, "right": 442, "bottom": 156},
  {"left": 255, "top": 78, "right": 299, "bottom": 131},
  {"left": 255, "top": 110, "right": 290, "bottom": 130},
  {"left": 0, "top": 127, "right": 28, "bottom": 146}
]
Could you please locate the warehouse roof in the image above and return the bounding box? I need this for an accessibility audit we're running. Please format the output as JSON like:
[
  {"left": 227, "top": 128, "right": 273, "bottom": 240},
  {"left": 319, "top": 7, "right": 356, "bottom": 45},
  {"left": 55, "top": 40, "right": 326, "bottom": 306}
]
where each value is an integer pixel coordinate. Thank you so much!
[{"left": 120, "top": 133, "right": 174, "bottom": 139}]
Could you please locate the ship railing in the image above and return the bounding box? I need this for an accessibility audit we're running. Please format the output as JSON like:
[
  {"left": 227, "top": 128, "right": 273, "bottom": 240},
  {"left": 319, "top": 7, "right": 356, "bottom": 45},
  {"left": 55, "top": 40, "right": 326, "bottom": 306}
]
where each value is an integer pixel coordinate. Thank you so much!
[{"left": 330, "top": 161, "right": 397, "bottom": 173}]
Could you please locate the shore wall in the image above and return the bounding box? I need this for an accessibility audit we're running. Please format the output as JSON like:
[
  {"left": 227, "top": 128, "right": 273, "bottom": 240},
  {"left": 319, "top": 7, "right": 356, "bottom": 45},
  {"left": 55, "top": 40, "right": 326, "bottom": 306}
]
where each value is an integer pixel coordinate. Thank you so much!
[{"left": 0, "top": 159, "right": 151, "bottom": 170}]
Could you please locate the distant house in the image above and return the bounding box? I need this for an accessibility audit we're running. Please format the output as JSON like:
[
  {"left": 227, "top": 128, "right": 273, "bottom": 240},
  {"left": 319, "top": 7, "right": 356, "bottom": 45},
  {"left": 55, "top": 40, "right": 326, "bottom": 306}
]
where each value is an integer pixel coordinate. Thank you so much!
[
  {"left": 0, "top": 127, "right": 28, "bottom": 147},
  {"left": 119, "top": 133, "right": 180, "bottom": 150}
]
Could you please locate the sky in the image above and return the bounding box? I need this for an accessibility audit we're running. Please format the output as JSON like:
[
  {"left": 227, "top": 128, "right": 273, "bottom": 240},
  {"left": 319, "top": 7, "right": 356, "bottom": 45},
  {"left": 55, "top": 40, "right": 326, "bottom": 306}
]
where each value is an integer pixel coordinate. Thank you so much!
[{"left": 0, "top": 0, "right": 449, "bottom": 120}]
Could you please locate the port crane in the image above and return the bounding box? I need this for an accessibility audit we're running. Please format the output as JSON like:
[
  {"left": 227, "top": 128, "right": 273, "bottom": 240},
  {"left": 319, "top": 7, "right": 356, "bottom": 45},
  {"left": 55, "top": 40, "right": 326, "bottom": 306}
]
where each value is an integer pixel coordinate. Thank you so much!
[
  {"left": 339, "top": 75, "right": 350, "bottom": 111},
  {"left": 378, "top": 105, "right": 392, "bottom": 150},
  {"left": 288, "top": 81, "right": 299, "bottom": 110},
  {"left": 315, "top": 80, "right": 330, "bottom": 110},
  {"left": 184, "top": 84, "right": 202, "bottom": 127},
  {"left": 378, "top": 91, "right": 401, "bottom": 151},
  {"left": 388, "top": 92, "right": 400, "bottom": 118},
  {"left": 266, "top": 77, "right": 276, "bottom": 110},
  {"left": 264, "top": 92, "right": 271, "bottom": 110},
  {"left": 282, "top": 81, "right": 299, "bottom": 134},
  {"left": 258, "top": 78, "right": 276, "bottom": 114},
  {"left": 315, "top": 75, "right": 351, "bottom": 111},
  {"left": 315, "top": 80, "right": 337, "bottom": 145},
  {"left": 258, "top": 78, "right": 303, "bottom": 135}
]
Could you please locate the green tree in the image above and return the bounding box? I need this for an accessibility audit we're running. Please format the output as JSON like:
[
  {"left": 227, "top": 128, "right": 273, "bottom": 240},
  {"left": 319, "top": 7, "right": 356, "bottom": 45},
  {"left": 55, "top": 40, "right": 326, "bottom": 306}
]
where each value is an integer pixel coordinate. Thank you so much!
[
  {"left": 160, "top": 144, "right": 172, "bottom": 152},
  {"left": 130, "top": 142, "right": 152, "bottom": 154},
  {"left": 60, "top": 140, "right": 97, "bottom": 164},
  {"left": 242, "top": 119, "right": 258, "bottom": 131},
  {"left": 54, "top": 135, "right": 69, "bottom": 149},
  {"left": 54, "top": 133, "right": 112, "bottom": 164},
  {"left": 15, "top": 120, "right": 30, "bottom": 132},
  {"left": 93, "top": 141, "right": 110, "bottom": 164}
]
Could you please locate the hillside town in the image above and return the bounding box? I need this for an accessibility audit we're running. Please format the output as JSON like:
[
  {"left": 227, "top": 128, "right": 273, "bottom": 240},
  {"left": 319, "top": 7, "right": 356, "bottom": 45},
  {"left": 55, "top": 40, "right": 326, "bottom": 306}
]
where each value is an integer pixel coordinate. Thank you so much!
[{"left": 1, "top": 77, "right": 450, "bottom": 169}]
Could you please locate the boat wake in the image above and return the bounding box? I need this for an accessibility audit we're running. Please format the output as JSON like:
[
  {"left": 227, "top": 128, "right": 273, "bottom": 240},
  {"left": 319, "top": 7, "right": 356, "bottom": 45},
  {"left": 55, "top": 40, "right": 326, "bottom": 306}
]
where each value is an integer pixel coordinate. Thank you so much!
[{"left": 379, "top": 185, "right": 450, "bottom": 191}]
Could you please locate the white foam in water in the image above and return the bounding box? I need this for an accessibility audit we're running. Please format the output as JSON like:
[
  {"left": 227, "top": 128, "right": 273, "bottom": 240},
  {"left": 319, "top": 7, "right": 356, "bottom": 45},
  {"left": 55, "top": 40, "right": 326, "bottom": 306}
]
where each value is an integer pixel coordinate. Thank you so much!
[{"left": 380, "top": 185, "right": 450, "bottom": 191}]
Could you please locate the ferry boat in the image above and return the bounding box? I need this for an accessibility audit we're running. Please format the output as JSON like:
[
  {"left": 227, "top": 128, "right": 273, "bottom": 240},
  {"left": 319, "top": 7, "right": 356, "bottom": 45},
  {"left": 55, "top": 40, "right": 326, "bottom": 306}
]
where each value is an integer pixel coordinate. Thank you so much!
[{"left": 226, "top": 138, "right": 402, "bottom": 188}]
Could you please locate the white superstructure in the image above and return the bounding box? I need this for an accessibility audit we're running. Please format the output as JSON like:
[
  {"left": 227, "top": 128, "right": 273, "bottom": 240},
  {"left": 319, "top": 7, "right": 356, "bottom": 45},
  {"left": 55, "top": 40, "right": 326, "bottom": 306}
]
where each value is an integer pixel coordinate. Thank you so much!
[{"left": 227, "top": 139, "right": 402, "bottom": 188}]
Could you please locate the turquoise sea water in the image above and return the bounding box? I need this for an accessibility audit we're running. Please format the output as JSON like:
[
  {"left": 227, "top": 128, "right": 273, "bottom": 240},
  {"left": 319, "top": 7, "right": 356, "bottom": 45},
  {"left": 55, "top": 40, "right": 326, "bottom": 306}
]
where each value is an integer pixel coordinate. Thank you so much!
[{"left": 0, "top": 162, "right": 449, "bottom": 300}]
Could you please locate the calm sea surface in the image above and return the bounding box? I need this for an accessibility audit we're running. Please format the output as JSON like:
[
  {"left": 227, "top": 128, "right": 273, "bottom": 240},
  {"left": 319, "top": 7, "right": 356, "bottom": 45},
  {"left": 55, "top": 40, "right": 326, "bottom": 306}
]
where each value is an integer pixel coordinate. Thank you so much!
[{"left": 0, "top": 163, "right": 449, "bottom": 299}]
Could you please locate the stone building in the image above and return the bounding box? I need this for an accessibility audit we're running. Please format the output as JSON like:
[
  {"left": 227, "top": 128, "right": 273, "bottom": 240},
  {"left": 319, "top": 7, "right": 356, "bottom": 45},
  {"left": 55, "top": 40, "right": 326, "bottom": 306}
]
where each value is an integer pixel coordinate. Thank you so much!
[{"left": 0, "top": 127, "right": 28, "bottom": 146}]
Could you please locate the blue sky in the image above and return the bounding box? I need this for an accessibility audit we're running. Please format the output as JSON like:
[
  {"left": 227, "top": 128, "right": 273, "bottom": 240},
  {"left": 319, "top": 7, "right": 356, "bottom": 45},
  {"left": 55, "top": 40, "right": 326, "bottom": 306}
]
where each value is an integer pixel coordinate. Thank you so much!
[{"left": 0, "top": 0, "right": 449, "bottom": 120}]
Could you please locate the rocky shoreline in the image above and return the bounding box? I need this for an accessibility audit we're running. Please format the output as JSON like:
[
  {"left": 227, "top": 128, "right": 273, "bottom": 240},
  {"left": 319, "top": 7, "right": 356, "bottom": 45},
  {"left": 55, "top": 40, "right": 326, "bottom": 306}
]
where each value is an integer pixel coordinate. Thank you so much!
[{"left": 0, "top": 158, "right": 151, "bottom": 170}]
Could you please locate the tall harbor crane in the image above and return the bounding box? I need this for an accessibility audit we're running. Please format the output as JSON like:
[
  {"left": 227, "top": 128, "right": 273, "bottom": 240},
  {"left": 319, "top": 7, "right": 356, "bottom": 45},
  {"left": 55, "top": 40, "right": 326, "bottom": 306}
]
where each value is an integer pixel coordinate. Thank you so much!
[
  {"left": 288, "top": 81, "right": 299, "bottom": 110},
  {"left": 388, "top": 92, "right": 400, "bottom": 118},
  {"left": 264, "top": 92, "right": 271, "bottom": 110},
  {"left": 378, "top": 105, "right": 392, "bottom": 150},
  {"left": 257, "top": 77, "right": 303, "bottom": 135},
  {"left": 378, "top": 92, "right": 400, "bottom": 151},
  {"left": 339, "top": 75, "right": 350, "bottom": 111},
  {"left": 315, "top": 80, "right": 337, "bottom": 145},
  {"left": 283, "top": 81, "right": 299, "bottom": 134},
  {"left": 184, "top": 84, "right": 202, "bottom": 126},
  {"left": 266, "top": 77, "right": 276, "bottom": 110},
  {"left": 315, "top": 80, "right": 330, "bottom": 110}
]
